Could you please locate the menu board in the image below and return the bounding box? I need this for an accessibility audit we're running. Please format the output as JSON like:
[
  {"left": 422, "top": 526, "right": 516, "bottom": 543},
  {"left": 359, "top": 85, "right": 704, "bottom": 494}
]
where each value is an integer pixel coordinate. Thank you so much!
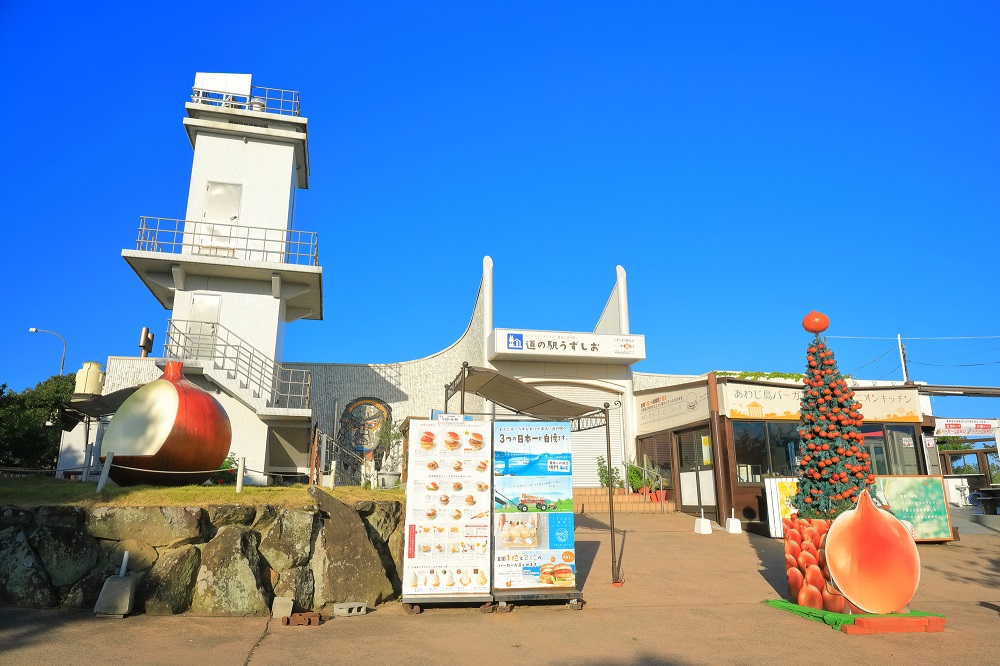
[
  {"left": 402, "top": 420, "right": 493, "bottom": 597},
  {"left": 492, "top": 421, "right": 578, "bottom": 591}
]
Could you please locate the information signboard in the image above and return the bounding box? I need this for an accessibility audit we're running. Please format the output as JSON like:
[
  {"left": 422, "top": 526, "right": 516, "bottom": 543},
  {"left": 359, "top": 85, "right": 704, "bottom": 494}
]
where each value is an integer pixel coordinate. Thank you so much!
[
  {"left": 874, "top": 475, "right": 954, "bottom": 542},
  {"left": 765, "top": 475, "right": 954, "bottom": 542},
  {"left": 492, "top": 421, "right": 578, "bottom": 593}
]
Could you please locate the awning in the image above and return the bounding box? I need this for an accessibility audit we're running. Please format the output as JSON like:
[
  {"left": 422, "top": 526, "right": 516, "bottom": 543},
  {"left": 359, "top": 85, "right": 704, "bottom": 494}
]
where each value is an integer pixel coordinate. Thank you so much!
[
  {"left": 444, "top": 365, "right": 606, "bottom": 426},
  {"left": 63, "top": 387, "right": 140, "bottom": 418}
]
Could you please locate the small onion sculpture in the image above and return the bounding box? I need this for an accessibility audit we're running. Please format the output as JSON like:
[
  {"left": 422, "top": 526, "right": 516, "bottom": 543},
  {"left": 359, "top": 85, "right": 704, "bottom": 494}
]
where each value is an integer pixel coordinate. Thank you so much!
[
  {"left": 802, "top": 310, "right": 830, "bottom": 334},
  {"left": 824, "top": 489, "right": 921, "bottom": 614},
  {"left": 100, "top": 361, "right": 232, "bottom": 486}
]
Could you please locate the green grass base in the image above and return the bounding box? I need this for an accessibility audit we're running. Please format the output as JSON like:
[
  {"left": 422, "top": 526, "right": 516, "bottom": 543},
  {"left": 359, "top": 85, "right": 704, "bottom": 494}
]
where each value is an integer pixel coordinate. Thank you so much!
[{"left": 764, "top": 599, "right": 945, "bottom": 631}]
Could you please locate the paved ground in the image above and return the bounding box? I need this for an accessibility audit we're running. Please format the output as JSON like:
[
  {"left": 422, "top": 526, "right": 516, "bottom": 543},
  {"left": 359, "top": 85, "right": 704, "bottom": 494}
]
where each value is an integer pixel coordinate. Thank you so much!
[{"left": 2, "top": 511, "right": 999, "bottom": 665}]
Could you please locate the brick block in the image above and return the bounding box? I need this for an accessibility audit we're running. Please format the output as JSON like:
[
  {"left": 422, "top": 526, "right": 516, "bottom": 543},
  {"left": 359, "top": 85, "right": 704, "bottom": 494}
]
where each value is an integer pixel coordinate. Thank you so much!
[{"left": 334, "top": 602, "right": 367, "bottom": 617}]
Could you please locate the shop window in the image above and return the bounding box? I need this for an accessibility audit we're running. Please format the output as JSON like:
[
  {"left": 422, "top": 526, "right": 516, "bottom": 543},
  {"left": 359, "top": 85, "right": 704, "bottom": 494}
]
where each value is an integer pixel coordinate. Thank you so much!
[
  {"left": 731, "top": 422, "right": 795, "bottom": 483},
  {"left": 885, "top": 425, "right": 922, "bottom": 475},
  {"left": 949, "top": 452, "right": 980, "bottom": 475},
  {"left": 638, "top": 435, "right": 673, "bottom": 487},
  {"left": 679, "top": 429, "right": 713, "bottom": 468},
  {"left": 862, "top": 424, "right": 924, "bottom": 475},
  {"left": 733, "top": 422, "right": 767, "bottom": 483}
]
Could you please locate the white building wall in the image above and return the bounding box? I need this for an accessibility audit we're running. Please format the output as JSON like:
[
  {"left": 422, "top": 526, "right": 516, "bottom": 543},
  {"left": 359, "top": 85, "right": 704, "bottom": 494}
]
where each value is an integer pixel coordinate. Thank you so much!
[
  {"left": 292, "top": 281, "right": 488, "bottom": 435},
  {"left": 184, "top": 133, "right": 295, "bottom": 230},
  {"left": 171, "top": 277, "right": 283, "bottom": 360}
]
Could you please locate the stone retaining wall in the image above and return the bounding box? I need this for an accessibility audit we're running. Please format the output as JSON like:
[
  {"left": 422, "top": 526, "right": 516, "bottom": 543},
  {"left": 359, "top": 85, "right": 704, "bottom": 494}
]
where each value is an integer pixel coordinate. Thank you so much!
[{"left": 0, "top": 487, "right": 403, "bottom": 616}]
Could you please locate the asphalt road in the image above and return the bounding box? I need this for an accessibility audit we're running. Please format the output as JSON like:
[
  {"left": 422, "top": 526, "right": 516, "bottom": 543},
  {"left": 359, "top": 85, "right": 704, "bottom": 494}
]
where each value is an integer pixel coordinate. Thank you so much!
[{"left": 2, "top": 511, "right": 998, "bottom": 665}]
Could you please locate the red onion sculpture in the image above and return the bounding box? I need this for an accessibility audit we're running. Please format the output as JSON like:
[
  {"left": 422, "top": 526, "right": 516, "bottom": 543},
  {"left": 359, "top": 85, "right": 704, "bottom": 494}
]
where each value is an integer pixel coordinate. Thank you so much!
[{"left": 100, "top": 361, "right": 232, "bottom": 486}]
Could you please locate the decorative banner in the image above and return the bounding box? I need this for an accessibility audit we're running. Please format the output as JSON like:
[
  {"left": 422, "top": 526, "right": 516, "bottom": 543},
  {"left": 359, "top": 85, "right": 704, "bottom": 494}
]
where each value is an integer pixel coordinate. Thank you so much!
[
  {"left": 933, "top": 418, "right": 1000, "bottom": 437},
  {"left": 492, "top": 421, "right": 578, "bottom": 591},
  {"left": 401, "top": 420, "right": 493, "bottom": 598},
  {"left": 720, "top": 382, "right": 921, "bottom": 423}
]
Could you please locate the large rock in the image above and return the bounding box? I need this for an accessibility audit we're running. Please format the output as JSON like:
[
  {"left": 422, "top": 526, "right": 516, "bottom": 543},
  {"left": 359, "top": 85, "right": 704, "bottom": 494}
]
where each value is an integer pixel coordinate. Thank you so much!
[
  {"left": 355, "top": 501, "right": 402, "bottom": 543},
  {"left": 27, "top": 525, "right": 99, "bottom": 588},
  {"left": 273, "top": 566, "right": 313, "bottom": 612},
  {"left": 258, "top": 509, "right": 316, "bottom": 571},
  {"left": 309, "top": 487, "right": 394, "bottom": 609},
  {"left": 387, "top": 525, "right": 405, "bottom": 597},
  {"left": 0, "top": 505, "right": 33, "bottom": 529},
  {"left": 87, "top": 507, "right": 206, "bottom": 546},
  {"left": 141, "top": 545, "right": 200, "bottom": 615},
  {"left": 35, "top": 506, "right": 86, "bottom": 529},
  {"left": 110, "top": 538, "right": 158, "bottom": 572},
  {"left": 191, "top": 526, "right": 269, "bottom": 616},
  {"left": 206, "top": 505, "right": 256, "bottom": 531},
  {"left": 0, "top": 527, "right": 56, "bottom": 608},
  {"left": 355, "top": 500, "right": 403, "bottom": 596},
  {"left": 59, "top": 564, "right": 119, "bottom": 610}
]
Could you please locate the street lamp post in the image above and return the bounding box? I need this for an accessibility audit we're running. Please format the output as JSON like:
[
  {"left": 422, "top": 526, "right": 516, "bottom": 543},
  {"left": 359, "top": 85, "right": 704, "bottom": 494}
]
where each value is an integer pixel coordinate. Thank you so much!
[{"left": 29, "top": 327, "right": 67, "bottom": 376}]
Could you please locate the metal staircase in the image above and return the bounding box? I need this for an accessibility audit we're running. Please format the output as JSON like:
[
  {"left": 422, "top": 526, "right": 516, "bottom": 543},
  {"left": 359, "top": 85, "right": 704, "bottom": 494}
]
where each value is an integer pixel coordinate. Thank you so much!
[{"left": 163, "top": 319, "right": 310, "bottom": 412}]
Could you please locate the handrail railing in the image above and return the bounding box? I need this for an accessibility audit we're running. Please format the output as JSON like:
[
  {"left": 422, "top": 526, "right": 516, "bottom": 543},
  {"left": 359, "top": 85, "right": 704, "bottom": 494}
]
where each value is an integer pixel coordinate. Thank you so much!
[
  {"left": 164, "top": 320, "right": 311, "bottom": 410},
  {"left": 191, "top": 84, "right": 301, "bottom": 116},
  {"left": 135, "top": 217, "right": 319, "bottom": 266}
]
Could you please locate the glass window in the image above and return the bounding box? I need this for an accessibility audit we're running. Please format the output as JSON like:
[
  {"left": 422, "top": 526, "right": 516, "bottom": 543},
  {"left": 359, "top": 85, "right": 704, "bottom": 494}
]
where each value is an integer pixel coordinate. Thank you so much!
[
  {"left": 767, "top": 422, "right": 798, "bottom": 477},
  {"left": 950, "top": 452, "right": 980, "bottom": 475},
  {"left": 678, "top": 429, "right": 712, "bottom": 468},
  {"left": 885, "top": 425, "right": 923, "bottom": 475},
  {"left": 733, "top": 422, "right": 768, "bottom": 482},
  {"left": 861, "top": 424, "right": 890, "bottom": 475},
  {"left": 638, "top": 435, "right": 673, "bottom": 487}
]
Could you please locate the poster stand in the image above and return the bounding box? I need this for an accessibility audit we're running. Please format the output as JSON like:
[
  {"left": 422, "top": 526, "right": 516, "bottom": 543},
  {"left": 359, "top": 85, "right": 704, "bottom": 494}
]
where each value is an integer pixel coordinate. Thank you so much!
[{"left": 399, "top": 363, "right": 624, "bottom": 613}]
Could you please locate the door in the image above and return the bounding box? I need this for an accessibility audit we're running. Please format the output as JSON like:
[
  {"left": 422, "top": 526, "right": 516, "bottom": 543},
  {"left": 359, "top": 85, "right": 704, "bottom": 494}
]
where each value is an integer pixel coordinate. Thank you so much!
[
  {"left": 186, "top": 292, "right": 221, "bottom": 360},
  {"left": 197, "top": 182, "right": 242, "bottom": 255},
  {"left": 677, "top": 428, "right": 717, "bottom": 518}
]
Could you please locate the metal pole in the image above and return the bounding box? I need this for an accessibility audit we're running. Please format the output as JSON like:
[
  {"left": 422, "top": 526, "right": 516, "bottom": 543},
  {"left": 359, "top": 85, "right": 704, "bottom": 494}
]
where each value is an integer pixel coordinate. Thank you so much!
[
  {"left": 605, "top": 404, "right": 622, "bottom": 585},
  {"left": 460, "top": 362, "right": 468, "bottom": 415},
  {"left": 28, "top": 328, "right": 67, "bottom": 375}
]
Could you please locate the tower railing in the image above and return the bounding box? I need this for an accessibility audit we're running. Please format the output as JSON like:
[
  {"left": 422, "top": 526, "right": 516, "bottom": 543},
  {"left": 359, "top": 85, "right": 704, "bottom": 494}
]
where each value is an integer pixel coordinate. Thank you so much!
[
  {"left": 164, "top": 320, "right": 311, "bottom": 411},
  {"left": 135, "top": 217, "right": 319, "bottom": 266},
  {"left": 191, "top": 84, "right": 301, "bottom": 116}
]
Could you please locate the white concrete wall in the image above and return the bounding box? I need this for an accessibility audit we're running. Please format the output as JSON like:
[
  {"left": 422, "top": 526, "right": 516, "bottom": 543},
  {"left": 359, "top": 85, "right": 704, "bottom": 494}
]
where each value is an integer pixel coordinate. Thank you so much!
[
  {"left": 291, "top": 280, "right": 489, "bottom": 435},
  {"left": 171, "top": 278, "right": 283, "bottom": 360},
  {"left": 184, "top": 133, "right": 296, "bottom": 231}
]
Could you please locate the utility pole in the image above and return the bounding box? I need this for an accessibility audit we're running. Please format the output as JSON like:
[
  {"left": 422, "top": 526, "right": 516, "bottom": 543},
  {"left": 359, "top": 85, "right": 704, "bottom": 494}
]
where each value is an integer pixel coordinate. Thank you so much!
[{"left": 897, "top": 334, "right": 911, "bottom": 383}]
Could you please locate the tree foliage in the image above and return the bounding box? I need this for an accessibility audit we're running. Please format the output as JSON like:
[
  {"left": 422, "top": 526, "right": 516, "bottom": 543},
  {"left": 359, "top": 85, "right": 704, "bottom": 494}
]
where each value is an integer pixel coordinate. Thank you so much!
[
  {"left": 792, "top": 336, "right": 876, "bottom": 518},
  {"left": 935, "top": 436, "right": 974, "bottom": 451},
  {"left": 0, "top": 374, "right": 75, "bottom": 468}
]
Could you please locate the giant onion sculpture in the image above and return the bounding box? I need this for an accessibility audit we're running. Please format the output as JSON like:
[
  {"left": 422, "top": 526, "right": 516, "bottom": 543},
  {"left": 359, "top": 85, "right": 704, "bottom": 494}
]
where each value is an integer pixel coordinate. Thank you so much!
[{"left": 100, "top": 361, "right": 232, "bottom": 486}]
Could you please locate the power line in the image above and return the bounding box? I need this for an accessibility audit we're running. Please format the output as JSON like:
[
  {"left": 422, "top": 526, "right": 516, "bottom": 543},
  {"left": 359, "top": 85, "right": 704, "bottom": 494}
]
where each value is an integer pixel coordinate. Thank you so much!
[
  {"left": 874, "top": 364, "right": 902, "bottom": 381},
  {"left": 909, "top": 360, "right": 1000, "bottom": 367},
  {"left": 828, "top": 335, "right": 1000, "bottom": 341},
  {"left": 849, "top": 347, "right": 896, "bottom": 375}
]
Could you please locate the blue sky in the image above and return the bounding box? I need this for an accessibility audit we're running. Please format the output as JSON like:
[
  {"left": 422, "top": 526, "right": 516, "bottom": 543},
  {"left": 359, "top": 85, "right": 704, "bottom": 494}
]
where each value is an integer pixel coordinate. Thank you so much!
[{"left": 2, "top": 3, "right": 998, "bottom": 418}]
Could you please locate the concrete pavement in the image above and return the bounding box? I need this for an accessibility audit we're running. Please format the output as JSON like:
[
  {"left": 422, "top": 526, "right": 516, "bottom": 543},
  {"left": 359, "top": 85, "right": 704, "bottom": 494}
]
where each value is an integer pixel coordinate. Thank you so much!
[{"left": 2, "top": 511, "right": 999, "bottom": 665}]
